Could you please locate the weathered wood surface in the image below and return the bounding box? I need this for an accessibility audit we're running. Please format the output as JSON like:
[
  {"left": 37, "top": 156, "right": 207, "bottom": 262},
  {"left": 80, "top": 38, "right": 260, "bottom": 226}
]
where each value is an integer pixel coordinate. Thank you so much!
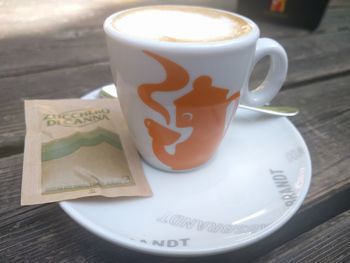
[
  {"left": 1, "top": 30, "right": 349, "bottom": 156},
  {"left": 275, "top": 75, "right": 350, "bottom": 208},
  {"left": 0, "top": 75, "right": 349, "bottom": 262},
  {"left": 1, "top": 1, "right": 349, "bottom": 79},
  {"left": 0, "top": 0, "right": 237, "bottom": 78},
  {"left": 0, "top": 0, "right": 349, "bottom": 262},
  {"left": 1, "top": 1, "right": 349, "bottom": 156},
  {"left": 0, "top": 154, "right": 349, "bottom": 262},
  {"left": 256, "top": 210, "right": 350, "bottom": 263}
]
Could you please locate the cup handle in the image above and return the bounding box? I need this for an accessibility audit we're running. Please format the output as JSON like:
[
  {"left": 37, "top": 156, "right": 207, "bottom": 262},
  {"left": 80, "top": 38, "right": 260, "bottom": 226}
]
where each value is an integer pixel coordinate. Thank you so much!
[{"left": 241, "top": 38, "right": 288, "bottom": 107}]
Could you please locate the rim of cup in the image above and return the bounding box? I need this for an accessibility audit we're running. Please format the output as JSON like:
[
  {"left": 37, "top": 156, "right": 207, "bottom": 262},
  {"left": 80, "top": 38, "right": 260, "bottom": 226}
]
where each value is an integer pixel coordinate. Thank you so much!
[{"left": 103, "top": 5, "right": 260, "bottom": 52}]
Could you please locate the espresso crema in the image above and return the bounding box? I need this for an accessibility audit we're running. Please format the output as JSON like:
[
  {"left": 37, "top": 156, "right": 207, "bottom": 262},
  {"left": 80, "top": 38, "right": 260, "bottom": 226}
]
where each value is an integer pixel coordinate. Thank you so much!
[{"left": 112, "top": 6, "right": 252, "bottom": 43}]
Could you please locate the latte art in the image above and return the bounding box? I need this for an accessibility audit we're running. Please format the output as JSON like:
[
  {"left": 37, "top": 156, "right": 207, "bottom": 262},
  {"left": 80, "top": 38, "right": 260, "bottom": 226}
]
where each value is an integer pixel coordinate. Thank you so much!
[{"left": 112, "top": 6, "right": 252, "bottom": 43}]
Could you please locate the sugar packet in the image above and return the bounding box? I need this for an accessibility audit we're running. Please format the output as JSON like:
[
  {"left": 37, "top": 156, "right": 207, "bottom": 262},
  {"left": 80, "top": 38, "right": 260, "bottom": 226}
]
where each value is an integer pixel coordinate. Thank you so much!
[{"left": 22, "top": 99, "right": 152, "bottom": 205}]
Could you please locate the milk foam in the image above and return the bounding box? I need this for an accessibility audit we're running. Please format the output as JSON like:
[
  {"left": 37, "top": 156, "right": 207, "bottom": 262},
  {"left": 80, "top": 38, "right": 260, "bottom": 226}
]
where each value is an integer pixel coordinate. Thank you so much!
[{"left": 112, "top": 6, "right": 251, "bottom": 43}]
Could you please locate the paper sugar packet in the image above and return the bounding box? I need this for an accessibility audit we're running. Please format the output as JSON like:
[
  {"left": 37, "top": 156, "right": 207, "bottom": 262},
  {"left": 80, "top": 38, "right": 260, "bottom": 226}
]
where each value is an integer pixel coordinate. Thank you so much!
[{"left": 22, "top": 99, "right": 152, "bottom": 205}]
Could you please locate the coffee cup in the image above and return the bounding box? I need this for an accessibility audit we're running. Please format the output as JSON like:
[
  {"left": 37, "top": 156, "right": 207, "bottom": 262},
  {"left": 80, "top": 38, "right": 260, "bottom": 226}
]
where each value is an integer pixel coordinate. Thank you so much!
[{"left": 104, "top": 5, "right": 288, "bottom": 171}]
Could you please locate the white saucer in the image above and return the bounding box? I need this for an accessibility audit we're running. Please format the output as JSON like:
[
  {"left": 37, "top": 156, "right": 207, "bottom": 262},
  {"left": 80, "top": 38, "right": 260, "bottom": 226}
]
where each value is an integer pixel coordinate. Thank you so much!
[{"left": 60, "top": 88, "right": 312, "bottom": 256}]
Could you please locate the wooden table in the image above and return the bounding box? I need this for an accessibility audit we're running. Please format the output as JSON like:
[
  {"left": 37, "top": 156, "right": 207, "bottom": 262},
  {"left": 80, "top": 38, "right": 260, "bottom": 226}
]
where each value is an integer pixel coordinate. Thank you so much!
[{"left": 0, "top": 0, "right": 349, "bottom": 262}]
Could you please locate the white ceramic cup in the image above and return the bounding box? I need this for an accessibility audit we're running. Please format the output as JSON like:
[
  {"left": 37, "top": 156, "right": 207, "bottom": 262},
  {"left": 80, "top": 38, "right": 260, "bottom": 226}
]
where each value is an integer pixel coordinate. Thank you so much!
[{"left": 104, "top": 6, "right": 288, "bottom": 172}]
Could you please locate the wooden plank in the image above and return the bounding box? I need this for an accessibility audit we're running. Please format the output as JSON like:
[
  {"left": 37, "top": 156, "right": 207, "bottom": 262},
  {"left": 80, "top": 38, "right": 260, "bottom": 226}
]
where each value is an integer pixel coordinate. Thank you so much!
[
  {"left": 0, "top": 0, "right": 138, "bottom": 79},
  {"left": 0, "top": 74, "right": 349, "bottom": 261},
  {"left": 1, "top": 0, "right": 348, "bottom": 79},
  {"left": 1, "top": 74, "right": 347, "bottom": 214},
  {"left": 0, "top": 155, "right": 23, "bottom": 216},
  {"left": 0, "top": 0, "right": 237, "bottom": 78},
  {"left": 0, "top": 165, "right": 348, "bottom": 262},
  {"left": 250, "top": 31, "right": 350, "bottom": 89},
  {"left": 0, "top": 203, "right": 187, "bottom": 263},
  {"left": 272, "top": 75, "right": 350, "bottom": 208},
  {"left": 0, "top": 30, "right": 349, "bottom": 155},
  {"left": 256, "top": 210, "right": 350, "bottom": 263},
  {"left": 316, "top": 7, "right": 350, "bottom": 34}
]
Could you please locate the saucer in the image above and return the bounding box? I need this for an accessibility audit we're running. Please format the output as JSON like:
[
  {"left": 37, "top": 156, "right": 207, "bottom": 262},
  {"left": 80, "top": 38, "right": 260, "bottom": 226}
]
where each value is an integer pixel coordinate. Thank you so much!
[{"left": 60, "top": 88, "right": 312, "bottom": 256}]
